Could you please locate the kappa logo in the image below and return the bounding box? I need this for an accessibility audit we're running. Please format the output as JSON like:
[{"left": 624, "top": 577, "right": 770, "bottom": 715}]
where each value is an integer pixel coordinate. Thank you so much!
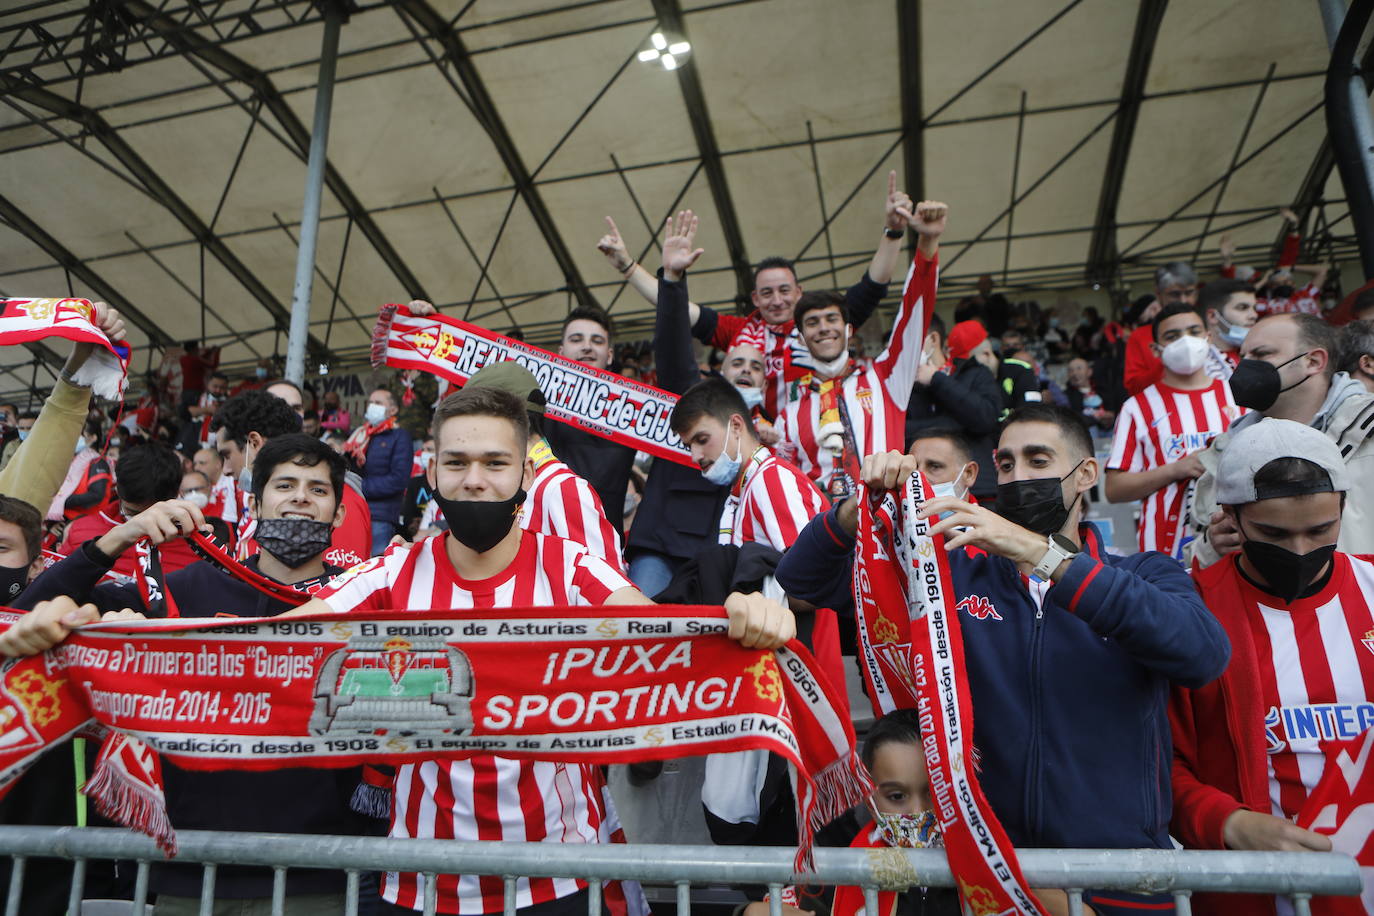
[{"left": 956, "top": 595, "right": 1002, "bottom": 621}]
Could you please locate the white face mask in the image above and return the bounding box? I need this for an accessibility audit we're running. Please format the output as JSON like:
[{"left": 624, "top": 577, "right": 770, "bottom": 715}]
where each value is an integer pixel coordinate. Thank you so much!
[
  {"left": 419, "top": 450, "right": 435, "bottom": 467},
  {"left": 364, "top": 403, "right": 388, "bottom": 426},
  {"left": 930, "top": 464, "right": 970, "bottom": 502},
  {"left": 809, "top": 327, "right": 852, "bottom": 379},
  {"left": 1160, "top": 334, "right": 1209, "bottom": 376},
  {"left": 738, "top": 386, "right": 764, "bottom": 410},
  {"left": 181, "top": 490, "right": 209, "bottom": 509}
]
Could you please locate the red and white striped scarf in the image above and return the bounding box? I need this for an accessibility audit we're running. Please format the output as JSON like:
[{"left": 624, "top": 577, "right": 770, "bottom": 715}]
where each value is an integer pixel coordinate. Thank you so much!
[
  {"left": 0, "top": 605, "right": 868, "bottom": 868},
  {"left": 853, "top": 475, "right": 1048, "bottom": 916}
]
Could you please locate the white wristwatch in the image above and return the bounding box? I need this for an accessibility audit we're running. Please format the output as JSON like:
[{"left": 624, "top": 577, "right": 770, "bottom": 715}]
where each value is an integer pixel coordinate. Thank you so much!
[{"left": 1032, "top": 533, "right": 1078, "bottom": 581}]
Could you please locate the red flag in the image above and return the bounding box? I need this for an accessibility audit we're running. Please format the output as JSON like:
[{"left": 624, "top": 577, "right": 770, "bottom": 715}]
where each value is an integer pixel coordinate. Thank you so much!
[{"left": 1297, "top": 726, "right": 1374, "bottom": 914}]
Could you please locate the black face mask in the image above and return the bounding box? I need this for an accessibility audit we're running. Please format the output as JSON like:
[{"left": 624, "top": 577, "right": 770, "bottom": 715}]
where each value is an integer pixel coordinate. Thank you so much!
[
  {"left": 1239, "top": 521, "right": 1336, "bottom": 604},
  {"left": 255, "top": 517, "right": 333, "bottom": 569},
  {"left": 0, "top": 563, "right": 27, "bottom": 603},
  {"left": 1271, "top": 285, "right": 1295, "bottom": 300},
  {"left": 434, "top": 488, "right": 527, "bottom": 554},
  {"left": 1227, "top": 352, "right": 1310, "bottom": 412},
  {"left": 995, "top": 460, "right": 1083, "bottom": 536}
]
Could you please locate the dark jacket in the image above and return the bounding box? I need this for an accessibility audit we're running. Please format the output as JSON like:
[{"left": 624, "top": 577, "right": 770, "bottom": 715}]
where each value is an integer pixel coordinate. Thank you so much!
[
  {"left": 689, "top": 272, "right": 890, "bottom": 348},
  {"left": 544, "top": 423, "right": 636, "bottom": 534},
  {"left": 775, "top": 505, "right": 1231, "bottom": 852},
  {"left": 997, "top": 357, "right": 1041, "bottom": 410},
  {"left": 903, "top": 358, "right": 1003, "bottom": 499},
  {"left": 360, "top": 426, "right": 414, "bottom": 523},
  {"left": 625, "top": 269, "right": 729, "bottom": 564},
  {"left": 18, "top": 544, "right": 373, "bottom": 899}
]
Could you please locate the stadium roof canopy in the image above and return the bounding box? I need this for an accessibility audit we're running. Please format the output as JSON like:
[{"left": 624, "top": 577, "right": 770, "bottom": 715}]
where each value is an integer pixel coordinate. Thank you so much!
[{"left": 0, "top": 0, "right": 1363, "bottom": 396}]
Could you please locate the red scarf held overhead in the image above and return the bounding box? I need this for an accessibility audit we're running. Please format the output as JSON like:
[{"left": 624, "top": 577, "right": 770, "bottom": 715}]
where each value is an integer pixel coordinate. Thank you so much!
[
  {"left": 343, "top": 416, "right": 396, "bottom": 467},
  {"left": 0, "top": 298, "right": 130, "bottom": 399},
  {"left": 0, "top": 606, "right": 869, "bottom": 868},
  {"left": 853, "top": 476, "right": 1048, "bottom": 916}
]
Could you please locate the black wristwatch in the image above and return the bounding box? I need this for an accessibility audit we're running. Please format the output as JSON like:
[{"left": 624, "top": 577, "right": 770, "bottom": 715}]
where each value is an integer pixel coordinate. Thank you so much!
[{"left": 883, "top": 227, "right": 905, "bottom": 240}]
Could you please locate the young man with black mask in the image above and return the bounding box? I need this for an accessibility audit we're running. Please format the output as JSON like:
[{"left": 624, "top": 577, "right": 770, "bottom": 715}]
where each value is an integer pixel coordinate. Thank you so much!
[
  {"left": 776, "top": 403, "right": 1230, "bottom": 916},
  {"left": 1187, "top": 312, "right": 1374, "bottom": 566},
  {"left": 1170, "top": 419, "right": 1370, "bottom": 916},
  {"left": 213, "top": 389, "right": 372, "bottom": 567},
  {"left": 6, "top": 434, "right": 375, "bottom": 912},
  {"left": 280, "top": 386, "right": 794, "bottom": 916}
]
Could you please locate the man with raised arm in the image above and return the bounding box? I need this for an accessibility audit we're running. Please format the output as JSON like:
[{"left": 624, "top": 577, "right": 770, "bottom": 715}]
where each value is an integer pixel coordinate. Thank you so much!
[
  {"left": 597, "top": 171, "right": 912, "bottom": 419},
  {"left": 773, "top": 200, "right": 945, "bottom": 501}
]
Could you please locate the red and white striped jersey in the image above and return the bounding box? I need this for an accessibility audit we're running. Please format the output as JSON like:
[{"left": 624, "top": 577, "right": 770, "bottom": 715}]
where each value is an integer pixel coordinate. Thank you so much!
[
  {"left": 719, "top": 445, "right": 826, "bottom": 550},
  {"left": 1203, "top": 344, "right": 1239, "bottom": 382},
  {"left": 1107, "top": 379, "right": 1245, "bottom": 559},
  {"left": 1260, "top": 283, "right": 1322, "bottom": 317},
  {"left": 521, "top": 442, "right": 624, "bottom": 570},
  {"left": 774, "top": 250, "right": 937, "bottom": 494},
  {"left": 209, "top": 473, "right": 238, "bottom": 524},
  {"left": 315, "top": 530, "right": 635, "bottom": 915},
  {"left": 1238, "top": 553, "right": 1374, "bottom": 822}
]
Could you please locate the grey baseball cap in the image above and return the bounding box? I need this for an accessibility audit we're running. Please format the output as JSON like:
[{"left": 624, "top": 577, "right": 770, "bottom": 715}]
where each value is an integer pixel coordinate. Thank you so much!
[{"left": 1216, "top": 418, "right": 1348, "bottom": 505}]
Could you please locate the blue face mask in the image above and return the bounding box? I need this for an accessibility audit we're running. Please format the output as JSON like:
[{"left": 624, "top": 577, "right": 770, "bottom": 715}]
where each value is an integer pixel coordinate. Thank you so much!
[
  {"left": 1216, "top": 313, "right": 1249, "bottom": 348},
  {"left": 16, "top": 430, "right": 28, "bottom": 442},
  {"left": 702, "top": 423, "right": 742, "bottom": 486},
  {"left": 1083, "top": 393, "right": 1103, "bottom": 410}
]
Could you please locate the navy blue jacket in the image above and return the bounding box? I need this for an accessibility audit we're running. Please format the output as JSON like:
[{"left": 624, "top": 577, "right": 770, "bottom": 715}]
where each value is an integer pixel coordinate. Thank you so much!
[
  {"left": 19, "top": 544, "right": 374, "bottom": 898},
  {"left": 625, "top": 269, "right": 729, "bottom": 565},
  {"left": 360, "top": 425, "right": 414, "bottom": 523},
  {"left": 775, "top": 506, "right": 1230, "bottom": 851}
]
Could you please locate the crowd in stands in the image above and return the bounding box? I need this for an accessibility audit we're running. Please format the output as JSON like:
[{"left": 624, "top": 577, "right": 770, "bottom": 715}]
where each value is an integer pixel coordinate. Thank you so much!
[{"left": 0, "top": 184, "right": 1371, "bottom": 916}]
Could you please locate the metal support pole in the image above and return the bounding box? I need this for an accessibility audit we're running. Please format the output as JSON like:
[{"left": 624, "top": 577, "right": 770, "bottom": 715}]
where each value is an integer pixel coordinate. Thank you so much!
[
  {"left": 1321, "top": 0, "right": 1374, "bottom": 277},
  {"left": 285, "top": 4, "right": 343, "bottom": 386}
]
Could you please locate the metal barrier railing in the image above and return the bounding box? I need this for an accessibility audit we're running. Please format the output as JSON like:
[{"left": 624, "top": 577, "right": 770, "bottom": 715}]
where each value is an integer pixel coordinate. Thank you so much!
[{"left": 0, "top": 826, "right": 1361, "bottom": 916}]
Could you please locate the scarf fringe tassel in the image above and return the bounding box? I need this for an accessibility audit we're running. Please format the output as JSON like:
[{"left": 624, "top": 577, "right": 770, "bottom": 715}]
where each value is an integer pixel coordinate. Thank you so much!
[{"left": 83, "top": 753, "right": 177, "bottom": 856}]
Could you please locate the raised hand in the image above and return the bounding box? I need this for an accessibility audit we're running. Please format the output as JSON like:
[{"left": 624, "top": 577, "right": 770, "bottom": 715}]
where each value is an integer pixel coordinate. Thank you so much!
[
  {"left": 1279, "top": 207, "right": 1299, "bottom": 225},
  {"left": 661, "top": 210, "right": 705, "bottom": 282},
  {"left": 896, "top": 200, "right": 949, "bottom": 256},
  {"left": 64, "top": 300, "right": 127, "bottom": 377},
  {"left": 407, "top": 299, "right": 437, "bottom": 317},
  {"left": 597, "top": 216, "right": 635, "bottom": 273},
  {"left": 905, "top": 200, "right": 948, "bottom": 237},
  {"left": 884, "top": 170, "right": 913, "bottom": 234},
  {"left": 1219, "top": 233, "right": 1236, "bottom": 262}
]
